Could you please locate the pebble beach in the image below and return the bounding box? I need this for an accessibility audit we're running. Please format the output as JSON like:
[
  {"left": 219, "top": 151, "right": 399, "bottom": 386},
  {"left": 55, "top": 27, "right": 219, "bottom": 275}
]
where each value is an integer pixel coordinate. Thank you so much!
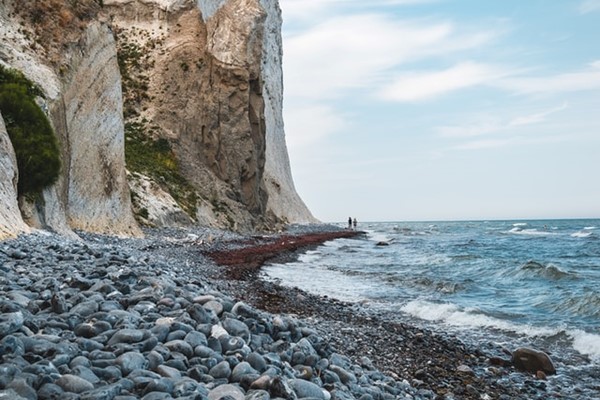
[{"left": 0, "top": 226, "right": 558, "bottom": 400}]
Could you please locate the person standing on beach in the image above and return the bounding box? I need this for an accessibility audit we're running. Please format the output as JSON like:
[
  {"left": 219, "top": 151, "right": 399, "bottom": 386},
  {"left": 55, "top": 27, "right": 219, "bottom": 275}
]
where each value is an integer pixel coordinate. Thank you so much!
[
  {"left": 348, "top": 217, "right": 352, "bottom": 229},
  {"left": 353, "top": 218, "right": 357, "bottom": 230}
]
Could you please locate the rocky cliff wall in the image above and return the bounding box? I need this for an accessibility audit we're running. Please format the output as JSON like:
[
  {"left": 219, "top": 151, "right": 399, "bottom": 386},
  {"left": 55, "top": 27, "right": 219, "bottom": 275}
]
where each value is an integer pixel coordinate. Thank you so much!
[
  {"left": 0, "top": 113, "right": 30, "bottom": 240},
  {"left": 0, "top": 0, "right": 141, "bottom": 237},
  {"left": 0, "top": 0, "right": 313, "bottom": 237},
  {"left": 257, "top": 0, "right": 316, "bottom": 224}
]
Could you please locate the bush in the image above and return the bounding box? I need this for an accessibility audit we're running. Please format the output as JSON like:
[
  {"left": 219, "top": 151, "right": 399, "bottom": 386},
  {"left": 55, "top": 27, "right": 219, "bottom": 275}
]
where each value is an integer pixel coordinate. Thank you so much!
[{"left": 0, "top": 66, "right": 61, "bottom": 196}]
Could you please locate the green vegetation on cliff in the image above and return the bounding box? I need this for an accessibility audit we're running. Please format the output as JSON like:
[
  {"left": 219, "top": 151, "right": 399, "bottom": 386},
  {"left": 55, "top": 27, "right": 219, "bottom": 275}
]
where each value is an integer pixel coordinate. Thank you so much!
[
  {"left": 0, "top": 65, "right": 61, "bottom": 196},
  {"left": 124, "top": 121, "right": 197, "bottom": 218}
]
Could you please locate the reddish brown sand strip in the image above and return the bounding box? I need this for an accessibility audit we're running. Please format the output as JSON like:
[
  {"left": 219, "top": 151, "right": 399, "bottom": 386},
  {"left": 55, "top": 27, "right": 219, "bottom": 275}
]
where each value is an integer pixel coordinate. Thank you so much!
[{"left": 206, "top": 230, "right": 362, "bottom": 279}]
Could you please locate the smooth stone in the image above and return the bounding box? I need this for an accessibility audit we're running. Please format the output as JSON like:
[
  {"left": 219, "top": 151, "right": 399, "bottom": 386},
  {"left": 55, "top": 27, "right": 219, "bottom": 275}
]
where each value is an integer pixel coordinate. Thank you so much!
[
  {"left": 143, "top": 378, "right": 174, "bottom": 395},
  {"left": 247, "top": 353, "right": 267, "bottom": 373},
  {"left": 457, "top": 365, "right": 475, "bottom": 375},
  {"left": 187, "top": 304, "right": 212, "bottom": 324},
  {"left": 203, "top": 300, "right": 224, "bottom": 316},
  {"left": 157, "top": 365, "right": 182, "bottom": 379},
  {"left": 116, "top": 352, "right": 147, "bottom": 376},
  {"left": 79, "top": 383, "right": 122, "bottom": 400},
  {"left": 0, "top": 389, "right": 29, "bottom": 400},
  {"left": 0, "top": 335, "right": 25, "bottom": 356},
  {"left": 72, "top": 365, "right": 101, "bottom": 384},
  {"left": 164, "top": 340, "right": 194, "bottom": 358},
  {"left": 70, "top": 355, "right": 92, "bottom": 368},
  {"left": 184, "top": 331, "right": 207, "bottom": 348},
  {"left": 92, "top": 365, "right": 123, "bottom": 382},
  {"left": 108, "top": 329, "right": 146, "bottom": 346},
  {"left": 74, "top": 323, "right": 99, "bottom": 338},
  {"left": 209, "top": 360, "right": 231, "bottom": 379},
  {"left": 220, "top": 335, "right": 244, "bottom": 353},
  {"left": 231, "top": 362, "right": 259, "bottom": 383},
  {"left": 512, "top": 348, "right": 556, "bottom": 375},
  {"left": 173, "top": 378, "right": 204, "bottom": 397},
  {"left": 245, "top": 389, "right": 270, "bottom": 400},
  {"left": 6, "top": 378, "right": 37, "bottom": 400},
  {"left": 38, "top": 383, "right": 64, "bottom": 400},
  {"left": 0, "top": 363, "right": 20, "bottom": 387},
  {"left": 166, "top": 330, "right": 187, "bottom": 342},
  {"left": 0, "top": 312, "right": 24, "bottom": 337},
  {"left": 250, "top": 376, "right": 271, "bottom": 390},
  {"left": 290, "top": 379, "right": 330, "bottom": 400},
  {"left": 269, "top": 377, "right": 296, "bottom": 400},
  {"left": 56, "top": 374, "right": 95, "bottom": 393},
  {"left": 70, "top": 301, "right": 99, "bottom": 318},
  {"left": 231, "top": 302, "right": 261, "bottom": 320},
  {"left": 140, "top": 392, "right": 171, "bottom": 400},
  {"left": 222, "top": 318, "right": 251, "bottom": 341},
  {"left": 207, "top": 384, "right": 245, "bottom": 400},
  {"left": 147, "top": 351, "right": 165, "bottom": 371},
  {"left": 329, "top": 365, "right": 357, "bottom": 384}
]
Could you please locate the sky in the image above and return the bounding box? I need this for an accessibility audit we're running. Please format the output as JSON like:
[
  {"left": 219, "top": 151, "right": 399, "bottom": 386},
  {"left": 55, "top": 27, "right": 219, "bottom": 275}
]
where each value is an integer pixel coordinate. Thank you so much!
[{"left": 278, "top": 0, "right": 600, "bottom": 223}]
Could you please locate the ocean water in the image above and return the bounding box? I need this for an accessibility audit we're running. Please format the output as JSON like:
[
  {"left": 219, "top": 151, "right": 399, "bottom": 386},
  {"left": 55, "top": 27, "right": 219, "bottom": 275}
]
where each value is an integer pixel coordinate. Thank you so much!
[{"left": 263, "top": 219, "right": 600, "bottom": 397}]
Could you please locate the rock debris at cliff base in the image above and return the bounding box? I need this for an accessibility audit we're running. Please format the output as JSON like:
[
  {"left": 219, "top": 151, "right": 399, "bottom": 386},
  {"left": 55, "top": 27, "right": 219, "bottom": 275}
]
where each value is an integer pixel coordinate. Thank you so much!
[{"left": 0, "top": 228, "right": 549, "bottom": 399}]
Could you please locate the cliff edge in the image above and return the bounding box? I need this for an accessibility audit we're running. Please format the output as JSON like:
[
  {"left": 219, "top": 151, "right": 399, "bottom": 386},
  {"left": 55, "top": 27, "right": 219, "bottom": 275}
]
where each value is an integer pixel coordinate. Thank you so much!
[{"left": 0, "top": 0, "right": 315, "bottom": 237}]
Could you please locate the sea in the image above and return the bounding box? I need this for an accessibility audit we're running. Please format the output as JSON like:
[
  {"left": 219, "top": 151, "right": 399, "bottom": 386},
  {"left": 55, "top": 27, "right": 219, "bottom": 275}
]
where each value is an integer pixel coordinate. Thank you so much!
[{"left": 263, "top": 219, "right": 600, "bottom": 398}]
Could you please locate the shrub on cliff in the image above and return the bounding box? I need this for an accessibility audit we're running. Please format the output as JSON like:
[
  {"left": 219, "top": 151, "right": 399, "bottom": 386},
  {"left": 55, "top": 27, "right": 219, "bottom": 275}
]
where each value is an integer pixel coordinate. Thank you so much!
[{"left": 0, "top": 66, "right": 61, "bottom": 196}]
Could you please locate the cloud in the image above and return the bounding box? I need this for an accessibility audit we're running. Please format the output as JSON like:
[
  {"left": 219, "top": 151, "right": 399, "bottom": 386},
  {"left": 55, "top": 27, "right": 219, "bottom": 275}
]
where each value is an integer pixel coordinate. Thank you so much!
[
  {"left": 437, "top": 117, "right": 504, "bottom": 138},
  {"left": 438, "top": 103, "right": 569, "bottom": 138},
  {"left": 280, "top": 0, "right": 437, "bottom": 21},
  {"left": 579, "top": 0, "right": 600, "bottom": 14},
  {"left": 283, "top": 14, "right": 499, "bottom": 101},
  {"left": 509, "top": 103, "right": 568, "bottom": 126},
  {"left": 496, "top": 63, "right": 600, "bottom": 95},
  {"left": 378, "top": 62, "right": 509, "bottom": 102}
]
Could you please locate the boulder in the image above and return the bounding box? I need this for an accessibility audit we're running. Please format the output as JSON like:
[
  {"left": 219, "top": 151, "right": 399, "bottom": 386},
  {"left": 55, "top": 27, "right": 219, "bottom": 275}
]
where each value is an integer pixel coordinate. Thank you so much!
[{"left": 512, "top": 347, "right": 556, "bottom": 375}]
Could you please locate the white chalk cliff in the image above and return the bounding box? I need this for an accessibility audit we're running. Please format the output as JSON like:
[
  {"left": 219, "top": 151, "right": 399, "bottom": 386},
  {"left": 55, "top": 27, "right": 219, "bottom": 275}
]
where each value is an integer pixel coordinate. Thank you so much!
[{"left": 0, "top": 0, "right": 314, "bottom": 237}]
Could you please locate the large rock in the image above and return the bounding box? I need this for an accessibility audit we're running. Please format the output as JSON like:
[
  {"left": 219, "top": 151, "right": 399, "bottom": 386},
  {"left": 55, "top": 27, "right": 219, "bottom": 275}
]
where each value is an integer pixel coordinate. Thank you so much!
[
  {"left": 0, "top": 113, "right": 29, "bottom": 240},
  {"left": 56, "top": 22, "right": 141, "bottom": 236},
  {"left": 0, "top": 3, "right": 141, "bottom": 237},
  {"left": 512, "top": 347, "right": 556, "bottom": 375}
]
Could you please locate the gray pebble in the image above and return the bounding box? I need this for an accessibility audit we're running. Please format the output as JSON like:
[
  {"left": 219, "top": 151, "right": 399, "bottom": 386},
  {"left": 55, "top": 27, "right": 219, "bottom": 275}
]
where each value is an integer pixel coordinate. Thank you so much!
[{"left": 56, "top": 374, "right": 95, "bottom": 393}]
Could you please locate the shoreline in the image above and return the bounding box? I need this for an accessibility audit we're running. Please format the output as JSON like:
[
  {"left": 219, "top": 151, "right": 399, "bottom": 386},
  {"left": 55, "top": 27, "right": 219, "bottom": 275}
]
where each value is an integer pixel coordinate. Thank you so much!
[
  {"left": 0, "top": 226, "right": 553, "bottom": 399},
  {"left": 203, "top": 227, "right": 545, "bottom": 400}
]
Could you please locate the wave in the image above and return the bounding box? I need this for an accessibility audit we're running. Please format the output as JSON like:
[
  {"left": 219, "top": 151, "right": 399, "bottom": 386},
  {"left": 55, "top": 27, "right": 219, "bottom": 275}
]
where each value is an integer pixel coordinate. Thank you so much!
[
  {"left": 366, "top": 230, "right": 394, "bottom": 244},
  {"left": 583, "top": 226, "right": 597, "bottom": 230},
  {"left": 513, "top": 222, "right": 528, "bottom": 227},
  {"left": 569, "top": 330, "right": 600, "bottom": 361},
  {"left": 401, "top": 300, "right": 600, "bottom": 361},
  {"left": 571, "top": 230, "right": 595, "bottom": 238},
  {"left": 400, "top": 299, "right": 560, "bottom": 337},
  {"left": 517, "top": 261, "right": 575, "bottom": 280},
  {"left": 506, "top": 227, "right": 554, "bottom": 236}
]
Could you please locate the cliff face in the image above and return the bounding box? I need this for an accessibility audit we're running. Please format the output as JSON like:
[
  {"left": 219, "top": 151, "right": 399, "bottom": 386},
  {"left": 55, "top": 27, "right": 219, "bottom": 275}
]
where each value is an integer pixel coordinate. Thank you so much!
[
  {"left": 0, "top": 114, "right": 30, "bottom": 240},
  {"left": 0, "top": 0, "right": 314, "bottom": 237}
]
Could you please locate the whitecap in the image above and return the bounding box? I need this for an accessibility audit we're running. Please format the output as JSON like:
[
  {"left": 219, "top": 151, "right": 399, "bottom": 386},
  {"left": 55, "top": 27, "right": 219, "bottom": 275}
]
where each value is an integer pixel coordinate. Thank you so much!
[
  {"left": 366, "top": 230, "right": 393, "bottom": 244},
  {"left": 400, "top": 300, "right": 560, "bottom": 337},
  {"left": 506, "top": 228, "right": 552, "bottom": 236},
  {"left": 569, "top": 330, "right": 600, "bottom": 362},
  {"left": 513, "top": 222, "right": 528, "bottom": 227},
  {"left": 583, "top": 226, "right": 597, "bottom": 230},
  {"left": 571, "top": 231, "right": 594, "bottom": 238}
]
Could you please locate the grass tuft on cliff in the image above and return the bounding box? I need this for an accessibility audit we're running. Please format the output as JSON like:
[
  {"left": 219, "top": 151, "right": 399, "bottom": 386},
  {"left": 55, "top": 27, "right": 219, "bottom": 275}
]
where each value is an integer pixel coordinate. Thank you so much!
[
  {"left": 125, "top": 121, "right": 197, "bottom": 218},
  {"left": 0, "top": 65, "right": 61, "bottom": 196}
]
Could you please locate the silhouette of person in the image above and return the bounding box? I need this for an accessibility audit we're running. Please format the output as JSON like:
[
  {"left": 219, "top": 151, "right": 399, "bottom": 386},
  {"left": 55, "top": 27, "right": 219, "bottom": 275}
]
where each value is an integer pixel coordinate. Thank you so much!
[
  {"left": 353, "top": 218, "right": 357, "bottom": 230},
  {"left": 348, "top": 217, "right": 352, "bottom": 229}
]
